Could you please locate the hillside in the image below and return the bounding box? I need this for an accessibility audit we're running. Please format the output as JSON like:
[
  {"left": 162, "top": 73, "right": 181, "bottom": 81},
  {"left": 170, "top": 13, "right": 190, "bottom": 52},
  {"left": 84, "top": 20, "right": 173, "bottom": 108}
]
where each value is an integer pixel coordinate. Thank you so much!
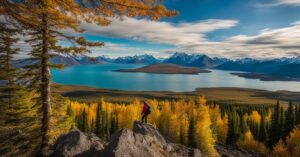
[{"left": 115, "top": 63, "right": 211, "bottom": 74}]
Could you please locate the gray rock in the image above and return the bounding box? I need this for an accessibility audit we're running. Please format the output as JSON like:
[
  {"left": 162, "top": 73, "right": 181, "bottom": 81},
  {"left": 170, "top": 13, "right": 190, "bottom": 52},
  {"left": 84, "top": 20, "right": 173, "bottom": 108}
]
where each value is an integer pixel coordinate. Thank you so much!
[
  {"left": 216, "top": 143, "right": 265, "bottom": 157},
  {"left": 103, "top": 121, "right": 205, "bottom": 157},
  {"left": 49, "top": 122, "right": 264, "bottom": 157},
  {"left": 50, "top": 129, "right": 104, "bottom": 157}
]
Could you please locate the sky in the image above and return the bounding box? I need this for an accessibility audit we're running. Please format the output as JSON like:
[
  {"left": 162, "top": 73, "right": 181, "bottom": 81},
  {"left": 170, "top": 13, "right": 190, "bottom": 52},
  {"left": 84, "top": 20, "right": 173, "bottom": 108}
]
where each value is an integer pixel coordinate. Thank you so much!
[{"left": 15, "top": 0, "right": 300, "bottom": 59}]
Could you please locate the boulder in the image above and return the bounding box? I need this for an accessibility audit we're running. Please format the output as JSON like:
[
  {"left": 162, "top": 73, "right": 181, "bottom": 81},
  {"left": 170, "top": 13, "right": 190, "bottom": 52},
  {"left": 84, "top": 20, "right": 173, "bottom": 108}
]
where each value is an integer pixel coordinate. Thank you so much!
[
  {"left": 102, "top": 121, "right": 205, "bottom": 157},
  {"left": 49, "top": 122, "right": 264, "bottom": 157},
  {"left": 50, "top": 129, "right": 104, "bottom": 157}
]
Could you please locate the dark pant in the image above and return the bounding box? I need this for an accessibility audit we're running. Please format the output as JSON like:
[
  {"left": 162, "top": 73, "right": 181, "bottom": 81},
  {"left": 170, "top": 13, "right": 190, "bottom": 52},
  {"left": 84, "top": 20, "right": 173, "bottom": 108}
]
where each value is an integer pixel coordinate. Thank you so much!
[{"left": 141, "top": 113, "right": 148, "bottom": 123}]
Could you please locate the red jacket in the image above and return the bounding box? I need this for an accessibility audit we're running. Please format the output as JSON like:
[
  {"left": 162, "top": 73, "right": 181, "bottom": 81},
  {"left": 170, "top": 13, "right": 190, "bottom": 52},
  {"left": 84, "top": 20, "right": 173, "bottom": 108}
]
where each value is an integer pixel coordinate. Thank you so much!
[{"left": 142, "top": 102, "right": 149, "bottom": 114}]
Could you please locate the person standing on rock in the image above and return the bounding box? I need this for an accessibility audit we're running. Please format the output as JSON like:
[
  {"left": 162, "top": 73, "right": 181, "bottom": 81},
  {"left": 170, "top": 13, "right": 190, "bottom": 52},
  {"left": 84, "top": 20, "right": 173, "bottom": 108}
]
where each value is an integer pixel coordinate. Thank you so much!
[{"left": 141, "top": 101, "right": 151, "bottom": 123}]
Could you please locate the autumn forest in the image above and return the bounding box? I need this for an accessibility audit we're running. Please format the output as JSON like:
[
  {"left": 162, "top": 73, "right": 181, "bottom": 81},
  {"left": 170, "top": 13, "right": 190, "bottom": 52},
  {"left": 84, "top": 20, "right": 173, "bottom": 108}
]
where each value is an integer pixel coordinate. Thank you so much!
[{"left": 1, "top": 0, "right": 300, "bottom": 157}]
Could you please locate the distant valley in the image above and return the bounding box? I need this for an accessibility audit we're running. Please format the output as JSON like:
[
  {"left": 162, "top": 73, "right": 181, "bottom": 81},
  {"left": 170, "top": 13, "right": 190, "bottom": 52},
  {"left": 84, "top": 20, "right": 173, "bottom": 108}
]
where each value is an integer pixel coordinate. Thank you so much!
[{"left": 14, "top": 52, "right": 300, "bottom": 81}]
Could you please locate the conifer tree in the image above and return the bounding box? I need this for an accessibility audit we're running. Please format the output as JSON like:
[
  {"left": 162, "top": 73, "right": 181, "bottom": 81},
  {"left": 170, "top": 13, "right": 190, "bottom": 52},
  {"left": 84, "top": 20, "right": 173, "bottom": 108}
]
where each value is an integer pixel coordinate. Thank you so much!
[
  {"left": 227, "top": 112, "right": 241, "bottom": 144},
  {"left": 90, "top": 118, "right": 95, "bottom": 133},
  {"left": 95, "top": 101, "right": 103, "bottom": 137},
  {"left": 295, "top": 104, "right": 300, "bottom": 125},
  {"left": 279, "top": 106, "right": 284, "bottom": 139},
  {"left": 82, "top": 108, "right": 89, "bottom": 132},
  {"left": 286, "top": 126, "right": 300, "bottom": 157},
  {"left": 66, "top": 105, "right": 73, "bottom": 117},
  {"left": 269, "top": 101, "right": 281, "bottom": 147},
  {"left": 259, "top": 114, "right": 268, "bottom": 143},
  {"left": 188, "top": 116, "right": 196, "bottom": 148},
  {"left": 1, "top": 1, "right": 176, "bottom": 154},
  {"left": 284, "top": 101, "right": 295, "bottom": 139},
  {"left": 269, "top": 140, "right": 291, "bottom": 157},
  {"left": 0, "top": 24, "right": 19, "bottom": 111}
]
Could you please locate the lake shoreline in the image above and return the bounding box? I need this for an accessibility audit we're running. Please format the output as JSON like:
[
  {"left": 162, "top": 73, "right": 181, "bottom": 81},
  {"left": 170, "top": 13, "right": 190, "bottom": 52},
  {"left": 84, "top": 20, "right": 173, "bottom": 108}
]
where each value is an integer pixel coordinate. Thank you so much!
[
  {"left": 51, "top": 64, "right": 300, "bottom": 92},
  {"left": 231, "top": 72, "right": 300, "bottom": 82},
  {"left": 52, "top": 83, "right": 300, "bottom": 105}
]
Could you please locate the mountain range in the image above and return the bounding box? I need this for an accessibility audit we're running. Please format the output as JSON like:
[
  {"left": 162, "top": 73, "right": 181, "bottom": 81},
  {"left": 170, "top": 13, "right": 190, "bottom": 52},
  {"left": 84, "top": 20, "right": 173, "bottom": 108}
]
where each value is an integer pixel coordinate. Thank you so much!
[{"left": 14, "top": 52, "right": 300, "bottom": 79}]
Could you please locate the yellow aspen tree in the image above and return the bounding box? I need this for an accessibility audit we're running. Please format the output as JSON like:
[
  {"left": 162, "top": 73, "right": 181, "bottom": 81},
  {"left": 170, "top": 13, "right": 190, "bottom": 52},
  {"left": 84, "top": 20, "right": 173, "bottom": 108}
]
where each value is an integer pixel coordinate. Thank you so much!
[
  {"left": 249, "top": 111, "right": 261, "bottom": 124},
  {"left": 148, "top": 99, "right": 160, "bottom": 127},
  {"left": 237, "top": 131, "right": 268, "bottom": 154},
  {"left": 195, "top": 96, "right": 218, "bottom": 157},
  {"left": 217, "top": 113, "right": 228, "bottom": 144},
  {"left": 179, "top": 112, "right": 189, "bottom": 145}
]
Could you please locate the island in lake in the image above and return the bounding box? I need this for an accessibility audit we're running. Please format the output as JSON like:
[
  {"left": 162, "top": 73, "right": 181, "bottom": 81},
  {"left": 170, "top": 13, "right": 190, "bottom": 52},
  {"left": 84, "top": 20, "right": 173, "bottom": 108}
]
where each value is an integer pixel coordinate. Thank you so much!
[
  {"left": 115, "top": 63, "right": 211, "bottom": 74},
  {"left": 231, "top": 72, "right": 300, "bottom": 81}
]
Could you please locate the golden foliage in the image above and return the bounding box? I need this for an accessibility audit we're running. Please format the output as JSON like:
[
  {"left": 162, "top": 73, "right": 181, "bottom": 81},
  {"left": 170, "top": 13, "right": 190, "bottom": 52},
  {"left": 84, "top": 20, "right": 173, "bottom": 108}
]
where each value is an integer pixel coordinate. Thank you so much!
[
  {"left": 269, "top": 126, "right": 300, "bottom": 157},
  {"left": 237, "top": 131, "right": 269, "bottom": 154},
  {"left": 286, "top": 126, "right": 300, "bottom": 157},
  {"left": 195, "top": 97, "right": 219, "bottom": 157},
  {"left": 249, "top": 110, "right": 261, "bottom": 124},
  {"left": 269, "top": 140, "right": 291, "bottom": 157},
  {"left": 68, "top": 96, "right": 221, "bottom": 156}
]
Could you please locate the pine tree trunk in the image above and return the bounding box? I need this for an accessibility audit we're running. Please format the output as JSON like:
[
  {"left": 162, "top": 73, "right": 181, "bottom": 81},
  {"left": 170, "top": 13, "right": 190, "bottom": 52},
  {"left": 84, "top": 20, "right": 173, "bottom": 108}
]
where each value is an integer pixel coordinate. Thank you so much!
[
  {"left": 5, "top": 45, "right": 12, "bottom": 109},
  {"left": 40, "top": 13, "right": 51, "bottom": 156}
]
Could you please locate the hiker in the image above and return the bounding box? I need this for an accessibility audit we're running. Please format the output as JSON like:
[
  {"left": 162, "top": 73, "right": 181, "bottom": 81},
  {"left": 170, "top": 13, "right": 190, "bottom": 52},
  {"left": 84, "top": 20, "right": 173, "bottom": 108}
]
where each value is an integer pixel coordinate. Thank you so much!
[{"left": 141, "top": 101, "right": 151, "bottom": 123}]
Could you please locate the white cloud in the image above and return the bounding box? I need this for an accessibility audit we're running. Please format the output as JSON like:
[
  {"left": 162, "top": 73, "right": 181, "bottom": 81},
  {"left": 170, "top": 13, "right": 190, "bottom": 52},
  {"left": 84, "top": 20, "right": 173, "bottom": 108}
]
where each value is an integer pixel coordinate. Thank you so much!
[
  {"left": 87, "top": 42, "right": 167, "bottom": 58},
  {"left": 8, "top": 15, "right": 300, "bottom": 59},
  {"left": 65, "top": 17, "right": 238, "bottom": 46},
  {"left": 176, "top": 21, "right": 300, "bottom": 59},
  {"left": 63, "top": 17, "right": 300, "bottom": 59},
  {"left": 257, "top": 0, "right": 300, "bottom": 7}
]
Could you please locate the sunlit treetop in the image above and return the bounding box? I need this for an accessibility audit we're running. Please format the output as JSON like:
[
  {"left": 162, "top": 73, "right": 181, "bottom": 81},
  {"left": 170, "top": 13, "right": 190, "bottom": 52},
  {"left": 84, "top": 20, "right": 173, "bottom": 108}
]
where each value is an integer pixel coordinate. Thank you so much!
[
  {"left": 0, "top": 0, "right": 178, "bottom": 28},
  {"left": 0, "top": 0, "right": 177, "bottom": 54}
]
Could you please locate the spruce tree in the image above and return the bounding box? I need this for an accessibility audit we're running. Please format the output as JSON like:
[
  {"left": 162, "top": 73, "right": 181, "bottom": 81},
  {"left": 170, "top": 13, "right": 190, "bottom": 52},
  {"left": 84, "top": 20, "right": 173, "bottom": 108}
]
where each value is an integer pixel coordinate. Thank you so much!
[
  {"left": 0, "top": 24, "right": 19, "bottom": 112},
  {"left": 268, "top": 101, "right": 280, "bottom": 148},
  {"left": 259, "top": 114, "right": 268, "bottom": 143},
  {"left": 66, "top": 105, "right": 73, "bottom": 117},
  {"left": 279, "top": 106, "right": 284, "bottom": 139},
  {"left": 283, "top": 101, "right": 295, "bottom": 139},
  {"left": 95, "top": 102, "right": 102, "bottom": 137},
  {"left": 227, "top": 112, "right": 241, "bottom": 144},
  {"left": 82, "top": 108, "right": 89, "bottom": 132},
  {"left": 295, "top": 104, "right": 300, "bottom": 125},
  {"left": 110, "top": 112, "right": 117, "bottom": 137},
  {"left": 188, "top": 117, "right": 196, "bottom": 147}
]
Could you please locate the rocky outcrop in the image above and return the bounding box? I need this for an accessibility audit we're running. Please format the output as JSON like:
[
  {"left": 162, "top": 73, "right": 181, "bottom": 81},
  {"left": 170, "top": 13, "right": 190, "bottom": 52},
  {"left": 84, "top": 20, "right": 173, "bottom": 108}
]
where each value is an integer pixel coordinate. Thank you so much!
[
  {"left": 103, "top": 121, "right": 204, "bottom": 157},
  {"left": 49, "top": 122, "right": 264, "bottom": 157},
  {"left": 50, "top": 129, "right": 104, "bottom": 157}
]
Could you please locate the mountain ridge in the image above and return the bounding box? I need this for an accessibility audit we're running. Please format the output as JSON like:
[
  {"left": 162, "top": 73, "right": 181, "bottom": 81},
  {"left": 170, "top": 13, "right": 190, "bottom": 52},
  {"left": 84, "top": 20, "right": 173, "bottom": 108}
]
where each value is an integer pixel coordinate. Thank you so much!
[{"left": 13, "top": 52, "right": 300, "bottom": 80}]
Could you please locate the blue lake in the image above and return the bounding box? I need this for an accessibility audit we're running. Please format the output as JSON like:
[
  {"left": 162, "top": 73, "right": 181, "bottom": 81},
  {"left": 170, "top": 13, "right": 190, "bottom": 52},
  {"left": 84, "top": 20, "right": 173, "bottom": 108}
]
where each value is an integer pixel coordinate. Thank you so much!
[{"left": 51, "top": 64, "right": 300, "bottom": 92}]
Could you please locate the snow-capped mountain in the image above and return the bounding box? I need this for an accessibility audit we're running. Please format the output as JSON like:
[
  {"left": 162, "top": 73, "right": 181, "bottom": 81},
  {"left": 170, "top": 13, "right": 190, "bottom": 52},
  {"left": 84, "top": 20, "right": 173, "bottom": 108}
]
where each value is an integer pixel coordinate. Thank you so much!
[
  {"left": 215, "top": 56, "right": 300, "bottom": 78},
  {"left": 163, "top": 52, "right": 225, "bottom": 68},
  {"left": 13, "top": 53, "right": 300, "bottom": 79},
  {"left": 113, "top": 55, "right": 158, "bottom": 64},
  {"left": 283, "top": 56, "right": 300, "bottom": 64},
  {"left": 51, "top": 55, "right": 81, "bottom": 67}
]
